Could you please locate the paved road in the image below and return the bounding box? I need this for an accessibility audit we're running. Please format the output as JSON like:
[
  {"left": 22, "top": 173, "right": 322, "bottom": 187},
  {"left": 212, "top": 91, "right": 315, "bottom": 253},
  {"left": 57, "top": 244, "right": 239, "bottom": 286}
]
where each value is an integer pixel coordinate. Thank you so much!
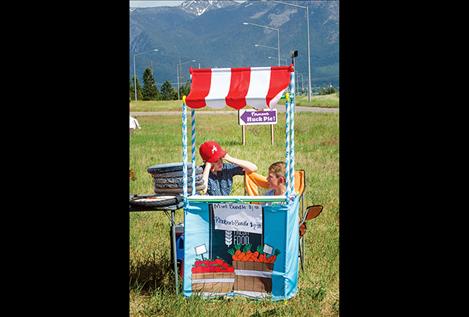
[{"left": 131, "top": 105, "right": 338, "bottom": 116}]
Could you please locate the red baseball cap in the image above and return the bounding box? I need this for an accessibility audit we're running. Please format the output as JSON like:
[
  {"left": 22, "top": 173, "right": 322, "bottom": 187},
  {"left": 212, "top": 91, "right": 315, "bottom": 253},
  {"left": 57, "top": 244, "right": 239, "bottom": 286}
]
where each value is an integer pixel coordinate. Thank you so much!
[{"left": 199, "top": 141, "right": 226, "bottom": 163}]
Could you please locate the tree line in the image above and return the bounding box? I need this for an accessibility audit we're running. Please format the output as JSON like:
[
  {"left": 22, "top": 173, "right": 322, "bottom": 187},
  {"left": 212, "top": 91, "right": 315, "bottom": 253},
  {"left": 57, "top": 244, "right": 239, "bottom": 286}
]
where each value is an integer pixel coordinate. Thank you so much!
[
  {"left": 130, "top": 67, "right": 190, "bottom": 101},
  {"left": 130, "top": 67, "right": 338, "bottom": 101}
]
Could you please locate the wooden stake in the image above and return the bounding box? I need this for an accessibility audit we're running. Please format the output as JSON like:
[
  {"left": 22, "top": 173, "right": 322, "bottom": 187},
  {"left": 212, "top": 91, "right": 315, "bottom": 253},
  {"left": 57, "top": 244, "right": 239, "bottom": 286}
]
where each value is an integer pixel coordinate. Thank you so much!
[
  {"left": 242, "top": 125, "right": 246, "bottom": 145},
  {"left": 271, "top": 124, "right": 274, "bottom": 145}
]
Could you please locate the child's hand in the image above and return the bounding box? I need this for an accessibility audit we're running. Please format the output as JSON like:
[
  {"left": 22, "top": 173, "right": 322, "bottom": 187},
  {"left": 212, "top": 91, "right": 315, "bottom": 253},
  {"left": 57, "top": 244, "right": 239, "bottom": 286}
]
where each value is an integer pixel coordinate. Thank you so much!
[{"left": 205, "top": 162, "right": 213, "bottom": 171}]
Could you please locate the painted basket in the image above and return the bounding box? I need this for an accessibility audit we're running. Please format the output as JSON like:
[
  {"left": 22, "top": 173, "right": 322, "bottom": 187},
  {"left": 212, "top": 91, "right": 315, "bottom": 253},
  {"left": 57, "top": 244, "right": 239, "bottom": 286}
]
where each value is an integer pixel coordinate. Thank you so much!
[
  {"left": 233, "top": 261, "right": 274, "bottom": 295},
  {"left": 191, "top": 272, "right": 235, "bottom": 295}
]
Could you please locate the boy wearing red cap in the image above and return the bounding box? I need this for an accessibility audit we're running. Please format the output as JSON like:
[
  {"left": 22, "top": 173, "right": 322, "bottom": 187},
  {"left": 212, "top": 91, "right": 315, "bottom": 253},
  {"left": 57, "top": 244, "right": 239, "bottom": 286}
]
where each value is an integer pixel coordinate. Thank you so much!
[{"left": 199, "top": 140, "right": 257, "bottom": 196}]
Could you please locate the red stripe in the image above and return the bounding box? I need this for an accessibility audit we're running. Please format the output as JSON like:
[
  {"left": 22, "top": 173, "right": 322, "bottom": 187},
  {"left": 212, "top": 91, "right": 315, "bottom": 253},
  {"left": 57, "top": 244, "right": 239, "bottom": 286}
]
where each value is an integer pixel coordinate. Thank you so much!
[
  {"left": 225, "top": 67, "right": 251, "bottom": 110},
  {"left": 265, "top": 66, "right": 292, "bottom": 107},
  {"left": 186, "top": 68, "right": 212, "bottom": 109}
]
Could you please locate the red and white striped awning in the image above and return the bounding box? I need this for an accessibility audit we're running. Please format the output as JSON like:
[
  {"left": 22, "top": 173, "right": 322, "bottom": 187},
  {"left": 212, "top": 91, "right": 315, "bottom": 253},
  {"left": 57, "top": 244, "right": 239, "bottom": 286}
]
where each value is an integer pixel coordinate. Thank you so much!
[{"left": 185, "top": 65, "right": 293, "bottom": 110}]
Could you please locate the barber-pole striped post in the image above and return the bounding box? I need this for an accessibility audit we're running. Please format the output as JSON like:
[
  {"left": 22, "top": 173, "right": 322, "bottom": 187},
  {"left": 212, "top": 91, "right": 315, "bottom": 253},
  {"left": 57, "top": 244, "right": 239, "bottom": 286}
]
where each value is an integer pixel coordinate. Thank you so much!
[
  {"left": 285, "top": 93, "right": 291, "bottom": 202},
  {"left": 191, "top": 108, "right": 196, "bottom": 194},
  {"left": 290, "top": 71, "right": 296, "bottom": 196},
  {"left": 182, "top": 99, "right": 188, "bottom": 203}
]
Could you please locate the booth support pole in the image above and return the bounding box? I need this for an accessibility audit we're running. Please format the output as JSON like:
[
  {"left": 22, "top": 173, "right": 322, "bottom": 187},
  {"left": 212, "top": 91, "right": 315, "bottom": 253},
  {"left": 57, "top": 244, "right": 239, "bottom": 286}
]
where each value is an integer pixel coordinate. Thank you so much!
[
  {"left": 182, "top": 99, "right": 188, "bottom": 202},
  {"left": 191, "top": 108, "right": 196, "bottom": 194},
  {"left": 285, "top": 93, "right": 291, "bottom": 201},
  {"left": 171, "top": 209, "right": 178, "bottom": 294},
  {"left": 178, "top": 100, "right": 190, "bottom": 295},
  {"left": 290, "top": 71, "right": 296, "bottom": 194}
]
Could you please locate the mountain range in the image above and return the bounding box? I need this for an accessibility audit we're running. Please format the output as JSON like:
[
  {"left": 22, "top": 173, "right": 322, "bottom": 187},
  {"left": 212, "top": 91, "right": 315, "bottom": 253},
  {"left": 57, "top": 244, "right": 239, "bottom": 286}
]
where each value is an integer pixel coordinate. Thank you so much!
[{"left": 130, "top": 0, "right": 339, "bottom": 89}]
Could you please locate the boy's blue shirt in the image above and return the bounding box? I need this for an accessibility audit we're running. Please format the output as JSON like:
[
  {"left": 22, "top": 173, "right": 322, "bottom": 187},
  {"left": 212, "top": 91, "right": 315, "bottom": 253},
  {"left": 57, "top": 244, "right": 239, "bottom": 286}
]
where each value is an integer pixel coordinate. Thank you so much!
[{"left": 206, "top": 162, "right": 244, "bottom": 196}]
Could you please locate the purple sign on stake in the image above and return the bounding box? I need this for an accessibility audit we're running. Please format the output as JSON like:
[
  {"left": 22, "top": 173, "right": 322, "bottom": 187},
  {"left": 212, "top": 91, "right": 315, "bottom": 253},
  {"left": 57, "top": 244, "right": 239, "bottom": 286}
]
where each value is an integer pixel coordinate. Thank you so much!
[{"left": 239, "top": 109, "right": 277, "bottom": 126}]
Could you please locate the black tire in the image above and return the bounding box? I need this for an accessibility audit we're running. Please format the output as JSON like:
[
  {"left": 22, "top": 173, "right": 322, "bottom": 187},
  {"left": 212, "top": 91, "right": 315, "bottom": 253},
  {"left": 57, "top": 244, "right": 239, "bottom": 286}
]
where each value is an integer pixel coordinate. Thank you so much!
[
  {"left": 154, "top": 184, "right": 205, "bottom": 195},
  {"left": 149, "top": 168, "right": 203, "bottom": 178},
  {"left": 129, "top": 194, "right": 183, "bottom": 208},
  {"left": 153, "top": 174, "right": 203, "bottom": 184},
  {"left": 154, "top": 179, "right": 205, "bottom": 189},
  {"left": 147, "top": 162, "right": 203, "bottom": 175}
]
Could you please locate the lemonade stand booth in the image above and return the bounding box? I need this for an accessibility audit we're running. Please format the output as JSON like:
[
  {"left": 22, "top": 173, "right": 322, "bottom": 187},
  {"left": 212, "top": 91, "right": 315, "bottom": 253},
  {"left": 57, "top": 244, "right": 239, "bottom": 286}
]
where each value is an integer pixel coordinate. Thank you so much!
[{"left": 181, "top": 65, "right": 300, "bottom": 300}]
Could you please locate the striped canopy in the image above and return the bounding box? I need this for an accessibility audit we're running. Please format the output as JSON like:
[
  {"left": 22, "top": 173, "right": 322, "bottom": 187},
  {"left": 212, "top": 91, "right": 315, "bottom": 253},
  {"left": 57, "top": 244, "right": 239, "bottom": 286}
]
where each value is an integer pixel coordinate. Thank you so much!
[{"left": 185, "top": 65, "right": 293, "bottom": 110}]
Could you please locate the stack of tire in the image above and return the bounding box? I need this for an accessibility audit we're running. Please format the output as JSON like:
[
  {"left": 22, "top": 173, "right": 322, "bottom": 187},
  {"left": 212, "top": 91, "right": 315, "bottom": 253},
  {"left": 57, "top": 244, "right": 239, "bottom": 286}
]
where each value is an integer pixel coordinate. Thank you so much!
[{"left": 148, "top": 162, "right": 205, "bottom": 196}]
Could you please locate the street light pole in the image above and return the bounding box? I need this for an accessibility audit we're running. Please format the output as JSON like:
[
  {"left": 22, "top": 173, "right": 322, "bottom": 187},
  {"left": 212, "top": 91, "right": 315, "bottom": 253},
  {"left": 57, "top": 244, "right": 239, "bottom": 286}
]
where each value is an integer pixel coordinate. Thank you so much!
[
  {"left": 277, "top": 28, "right": 280, "bottom": 67},
  {"left": 177, "top": 62, "right": 180, "bottom": 101},
  {"left": 299, "top": 73, "right": 305, "bottom": 95},
  {"left": 306, "top": 5, "right": 311, "bottom": 102},
  {"left": 244, "top": 22, "right": 280, "bottom": 66},
  {"left": 177, "top": 59, "right": 197, "bottom": 100},
  {"left": 255, "top": 44, "right": 277, "bottom": 50},
  {"left": 244, "top": 21, "right": 281, "bottom": 145},
  {"left": 133, "top": 54, "right": 137, "bottom": 102},
  {"left": 133, "top": 48, "right": 159, "bottom": 101},
  {"left": 268, "top": 56, "right": 288, "bottom": 65},
  {"left": 273, "top": 1, "right": 312, "bottom": 101}
]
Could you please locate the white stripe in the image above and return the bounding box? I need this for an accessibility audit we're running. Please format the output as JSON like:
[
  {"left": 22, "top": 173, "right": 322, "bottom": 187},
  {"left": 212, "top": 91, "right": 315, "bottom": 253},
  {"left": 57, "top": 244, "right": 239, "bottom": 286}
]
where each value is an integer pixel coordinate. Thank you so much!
[
  {"left": 234, "top": 290, "right": 270, "bottom": 298},
  {"left": 268, "top": 88, "right": 287, "bottom": 108},
  {"left": 245, "top": 67, "right": 271, "bottom": 110},
  {"left": 234, "top": 269, "right": 272, "bottom": 278},
  {"left": 205, "top": 68, "right": 231, "bottom": 108},
  {"left": 192, "top": 278, "right": 235, "bottom": 284}
]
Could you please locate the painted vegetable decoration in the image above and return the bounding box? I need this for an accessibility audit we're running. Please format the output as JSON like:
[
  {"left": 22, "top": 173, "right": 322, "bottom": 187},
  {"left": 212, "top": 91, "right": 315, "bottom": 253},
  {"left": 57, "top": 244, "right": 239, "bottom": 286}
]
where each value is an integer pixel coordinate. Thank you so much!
[
  {"left": 228, "top": 244, "right": 280, "bottom": 263},
  {"left": 191, "top": 257, "right": 235, "bottom": 273},
  {"left": 191, "top": 256, "right": 235, "bottom": 294},
  {"left": 229, "top": 244, "right": 280, "bottom": 294}
]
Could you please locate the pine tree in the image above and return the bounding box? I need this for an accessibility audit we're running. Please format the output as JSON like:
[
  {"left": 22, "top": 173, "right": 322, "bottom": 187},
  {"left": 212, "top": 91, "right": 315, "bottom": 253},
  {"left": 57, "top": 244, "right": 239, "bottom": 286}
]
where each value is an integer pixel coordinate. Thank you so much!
[
  {"left": 130, "top": 76, "right": 143, "bottom": 100},
  {"left": 179, "top": 80, "right": 191, "bottom": 98},
  {"left": 142, "top": 68, "right": 159, "bottom": 100},
  {"left": 160, "top": 80, "right": 177, "bottom": 100}
]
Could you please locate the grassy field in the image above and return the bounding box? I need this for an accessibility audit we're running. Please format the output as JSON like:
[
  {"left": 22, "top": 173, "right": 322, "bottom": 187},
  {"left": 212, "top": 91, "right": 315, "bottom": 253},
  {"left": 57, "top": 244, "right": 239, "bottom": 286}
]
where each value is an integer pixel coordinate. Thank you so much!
[
  {"left": 130, "top": 100, "right": 230, "bottom": 112},
  {"left": 130, "top": 93, "right": 339, "bottom": 112},
  {"left": 129, "top": 112, "right": 339, "bottom": 316},
  {"left": 278, "top": 93, "right": 339, "bottom": 108}
]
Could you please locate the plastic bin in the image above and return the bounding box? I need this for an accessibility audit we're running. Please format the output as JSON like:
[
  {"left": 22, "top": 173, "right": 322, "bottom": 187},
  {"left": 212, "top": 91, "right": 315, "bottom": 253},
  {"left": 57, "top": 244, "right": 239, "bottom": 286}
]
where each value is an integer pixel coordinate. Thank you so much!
[
  {"left": 176, "top": 224, "right": 184, "bottom": 261},
  {"left": 175, "top": 223, "right": 185, "bottom": 278}
]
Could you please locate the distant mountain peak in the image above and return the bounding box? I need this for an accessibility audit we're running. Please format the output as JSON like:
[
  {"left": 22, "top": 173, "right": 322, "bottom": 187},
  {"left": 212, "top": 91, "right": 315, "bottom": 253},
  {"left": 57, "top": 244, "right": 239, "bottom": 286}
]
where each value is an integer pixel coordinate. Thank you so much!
[{"left": 181, "top": 0, "right": 239, "bottom": 16}]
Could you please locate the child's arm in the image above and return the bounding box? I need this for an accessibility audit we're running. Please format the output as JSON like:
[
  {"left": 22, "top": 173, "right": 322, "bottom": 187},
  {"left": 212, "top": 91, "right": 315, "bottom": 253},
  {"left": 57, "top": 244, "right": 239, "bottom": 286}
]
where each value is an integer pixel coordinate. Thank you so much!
[
  {"left": 201, "top": 162, "right": 212, "bottom": 194},
  {"left": 223, "top": 153, "right": 257, "bottom": 173}
]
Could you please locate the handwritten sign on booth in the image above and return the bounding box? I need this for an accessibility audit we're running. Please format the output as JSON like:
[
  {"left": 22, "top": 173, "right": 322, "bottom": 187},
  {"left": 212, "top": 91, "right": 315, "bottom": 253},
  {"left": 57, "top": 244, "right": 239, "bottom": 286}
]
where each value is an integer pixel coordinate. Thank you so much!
[{"left": 212, "top": 203, "right": 262, "bottom": 234}]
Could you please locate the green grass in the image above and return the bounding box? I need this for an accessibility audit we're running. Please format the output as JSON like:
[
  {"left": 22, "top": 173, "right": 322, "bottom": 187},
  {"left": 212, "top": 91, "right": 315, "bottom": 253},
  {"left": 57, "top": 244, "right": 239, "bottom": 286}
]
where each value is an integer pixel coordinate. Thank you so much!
[
  {"left": 130, "top": 100, "right": 234, "bottom": 112},
  {"left": 278, "top": 93, "right": 339, "bottom": 108},
  {"left": 130, "top": 100, "right": 181, "bottom": 112},
  {"left": 130, "top": 93, "right": 339, "bottom": 112},
  {"left": 130, "top": 112, "right": 339, "bottom": 316}
]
